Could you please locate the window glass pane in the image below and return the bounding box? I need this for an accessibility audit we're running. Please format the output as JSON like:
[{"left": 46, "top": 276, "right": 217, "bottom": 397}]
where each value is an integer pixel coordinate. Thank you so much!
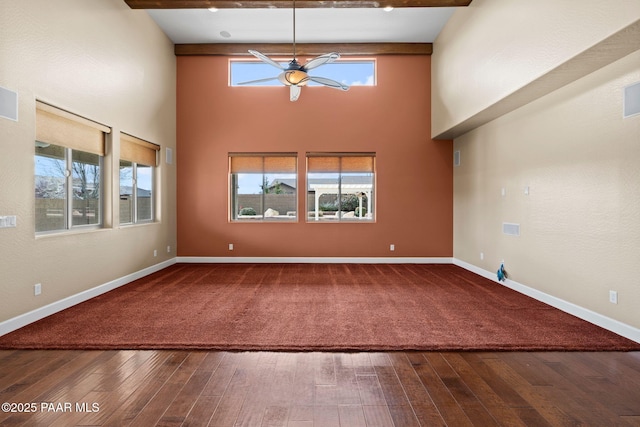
[
  {"left": 264, "top": 173, "right": 297, "bottom": 220},
  {"left": 230, "top": 60, "right": 375, "bottom": 87},
  {"left": 306, "top": 62, "right": 375, "bottom": 86},
  {"left": 230, "top": 62, "right": 286, "bottom": 86},
  {"left": 308, "top": 172, "right": 340, "bottom": 221},
  {"left": 136, "top": 164, "right": 153, "bottom": 222},
  {"left": 35, "top": 144, "right": 66, "bottom": 232},
  {"left": 119, "top": 160, "right": 133, "bottom": 224},
  {"left": 341, "top": 172, "right": 374, "bottom": 220},
  {"left": 71, "top": 150, "right": 101, "bottom": 226},
  {"left": 233, "top": 172, "right": 264, "bottom": 219}
]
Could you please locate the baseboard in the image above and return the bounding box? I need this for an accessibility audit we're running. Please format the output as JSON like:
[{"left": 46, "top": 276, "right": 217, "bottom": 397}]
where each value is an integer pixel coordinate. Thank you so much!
[
  {"left": 177, "top": 256, "right": 454, "bottom": 264},
  {"left": 0, "top": 259, "right": 177, "bottom": 337},
  {"left": 453, "top": 258, "right": 640, "bottom": 344}
]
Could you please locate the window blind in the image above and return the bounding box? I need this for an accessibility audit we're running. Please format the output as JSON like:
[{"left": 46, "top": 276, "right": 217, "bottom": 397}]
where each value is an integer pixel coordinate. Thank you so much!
[
  {"left": 230, "top": 153, "right": 297, "bottom": 174},
  {"left": 307, "top": 153, "right": 375, "bottom": 173},
  {"left": 36, "top": 101, "right": 110, "bottom": 156},
  {"left": 120, "top": 133, "right": 160, "bottom": 166}
]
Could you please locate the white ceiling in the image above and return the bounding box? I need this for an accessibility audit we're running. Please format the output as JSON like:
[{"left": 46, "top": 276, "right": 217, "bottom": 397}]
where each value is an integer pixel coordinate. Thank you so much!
[{"left": 146, "top": 7, "right": 456, "bottom": 44}]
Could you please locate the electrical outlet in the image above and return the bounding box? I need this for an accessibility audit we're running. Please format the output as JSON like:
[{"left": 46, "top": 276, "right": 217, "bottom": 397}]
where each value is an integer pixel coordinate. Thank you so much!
[
  {"left": 480, "top": 252, "right": 484, "bottom": 260},
  {"left": 609, "top": 290, "right": 618, "bottom": 304},
  {"left": 153, "top": 249, "right": 157, "bottom": 257},
  {"left": 228, "top": 243, "right": 234, "bottom": 251},
  {"left": 390, "top": 244, "right": 395, "bottom": 251},
  {"left": 34, "top": 283, "right": 41, "bottom": 296},
  {"left": 167, "top": 245, "right": 171, "bottom": 253}
]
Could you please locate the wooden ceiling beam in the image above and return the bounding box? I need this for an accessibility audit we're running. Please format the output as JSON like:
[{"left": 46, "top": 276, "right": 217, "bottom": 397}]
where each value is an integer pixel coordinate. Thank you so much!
[
  {"left": 125, "top": 0, "right": 472, "bottom": 9},
  {"left": 175, "top": 42, "right": 432, "bottom": 55}
]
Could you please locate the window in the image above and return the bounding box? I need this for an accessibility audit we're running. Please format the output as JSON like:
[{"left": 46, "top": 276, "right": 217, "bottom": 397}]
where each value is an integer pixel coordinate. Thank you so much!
[
  {"left": 35, "top": 101, "right": 109, "bottom": 233},
  {"left": 230, "top": 60, "right": 376, "bottom": 87},
  {"left": 119, "top": 133, "right": 159, "bottom": 225},
  {"left": 307, "top": 153, "right": 375, "bottom": 222},
  {"left": 229, "top": 153, "right": 297, "bottom": 221}
]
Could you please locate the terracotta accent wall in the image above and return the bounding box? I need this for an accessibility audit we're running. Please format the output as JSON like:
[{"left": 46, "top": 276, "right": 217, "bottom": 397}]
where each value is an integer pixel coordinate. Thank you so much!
[{"left": 177, "top": 55, "right": 452, "bottom": 258}]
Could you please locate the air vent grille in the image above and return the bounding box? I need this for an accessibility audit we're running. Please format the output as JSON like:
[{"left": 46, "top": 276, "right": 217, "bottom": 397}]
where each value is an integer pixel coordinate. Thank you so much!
[
  {"left": 624, "top": 81, "right": 640, "bottom": 118},
  {"left": 503, "top": 222, "right": 520, "bottom": 236},
  {"left": 0, "top": 86, "right": 18, "bottom": 121}
]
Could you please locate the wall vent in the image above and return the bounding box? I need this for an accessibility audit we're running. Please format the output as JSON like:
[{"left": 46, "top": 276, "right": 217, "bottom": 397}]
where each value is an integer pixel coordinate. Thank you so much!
[
  {"left": 453, "top": 150, "right": 461, "bottom": 167},
  {"left": 624, "top": 81, "right": 640, "bottom": 118},
  {"left": 502, "top": 222, "right": 520, "bottom": 236},
  {"left": 0, "top": 86, "right": 18, "bottom": 121}
]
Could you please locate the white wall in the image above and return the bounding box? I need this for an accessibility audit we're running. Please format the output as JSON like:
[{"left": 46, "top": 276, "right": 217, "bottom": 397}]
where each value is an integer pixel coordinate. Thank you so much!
[
  {"left": 0, "top": 0, "right": 176, "bottom": 324},
  {"left": 433, "top": 0, "right": 640, "bottom": 330}
]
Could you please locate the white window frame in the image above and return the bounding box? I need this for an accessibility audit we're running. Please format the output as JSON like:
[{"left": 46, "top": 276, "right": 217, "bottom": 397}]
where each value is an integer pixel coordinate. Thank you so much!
[
  {"left": 229, "top": 153, "right": 298, "bottom": 222},
  {"left": 119, "top": 160, "right": 155, "bottom": 225},
  {"left": 35, "top": 144, "right": 103, "bottom": 234},
  {"left": 306, "top": 153, "right": 376, "bottom": 223}
]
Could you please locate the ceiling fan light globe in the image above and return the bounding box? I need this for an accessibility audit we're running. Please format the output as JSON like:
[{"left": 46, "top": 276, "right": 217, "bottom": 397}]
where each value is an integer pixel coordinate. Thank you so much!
[{"left": 279, "top": 70, "right": 308, "bottom": 86}]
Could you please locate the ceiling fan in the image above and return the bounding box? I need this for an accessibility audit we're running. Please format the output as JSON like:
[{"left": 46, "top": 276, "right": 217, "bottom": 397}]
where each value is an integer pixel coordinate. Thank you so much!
[{"left": 238, "top": 0, "right": 350, "bottom": 102}]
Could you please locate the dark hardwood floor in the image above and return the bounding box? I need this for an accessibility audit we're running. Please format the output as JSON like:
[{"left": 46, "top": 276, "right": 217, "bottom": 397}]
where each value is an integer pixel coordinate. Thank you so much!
[{"left": 0, "top": 350, "right": 639, "bottom": 426}]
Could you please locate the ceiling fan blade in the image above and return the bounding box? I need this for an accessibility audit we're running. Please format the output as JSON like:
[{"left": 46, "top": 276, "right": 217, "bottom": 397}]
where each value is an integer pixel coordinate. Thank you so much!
[
  {"left": 237, "top": 76, "right": 280, "bottom": 85},
  {"left": 303, "top": 52, "right": 340, "bottom": 71},
  {"left": 290, "top": 85, "right": 301, "bottom": 102},
  {"left": 305, "top": 76, "right": 350, "bottom": 91},
  {"left": 248, "top": 50, "right": 285, "bottom": 70}
]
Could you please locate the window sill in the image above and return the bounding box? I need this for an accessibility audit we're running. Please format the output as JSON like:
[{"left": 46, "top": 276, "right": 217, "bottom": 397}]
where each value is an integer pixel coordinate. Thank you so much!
[
  {"left": 35, "top": 226, "right": 109, "bottom": 239},
  {"left": 231, "top": 218, "right": 298, "bottom": 223},
  {"left": 119, "top": 221, "right": 159, "bottom": 229}
]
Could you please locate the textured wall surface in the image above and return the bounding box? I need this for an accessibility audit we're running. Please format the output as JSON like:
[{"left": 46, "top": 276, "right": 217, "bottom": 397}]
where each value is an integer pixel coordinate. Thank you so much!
[
  {"left": 177, "top": 55, "right": 453, "bottom": 258},
  {"left": 0, "top": 0, "right": 176, "bottom": 323},
  {"left": 432, "top": 0, "right": 640, "bottom": 139},
  {"left": 450, "top": 43, "right": 640, "bottom": 327}
]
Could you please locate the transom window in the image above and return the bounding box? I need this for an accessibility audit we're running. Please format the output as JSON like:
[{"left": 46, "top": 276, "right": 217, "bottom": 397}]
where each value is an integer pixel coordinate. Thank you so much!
[
  {"left": 306, "top": 153, "right": 376, "bottom": 222},
  {"left": 229, "top": 153, "right": 298, "bottom": 221},
  {"left": 230, "top": 60, "right": 375, "bottom": 87}
]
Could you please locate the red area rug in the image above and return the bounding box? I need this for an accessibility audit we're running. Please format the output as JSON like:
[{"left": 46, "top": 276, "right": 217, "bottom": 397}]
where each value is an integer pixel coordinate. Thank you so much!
[{"left": 1, "top": 263, "right": 638, "bottom": 351}]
